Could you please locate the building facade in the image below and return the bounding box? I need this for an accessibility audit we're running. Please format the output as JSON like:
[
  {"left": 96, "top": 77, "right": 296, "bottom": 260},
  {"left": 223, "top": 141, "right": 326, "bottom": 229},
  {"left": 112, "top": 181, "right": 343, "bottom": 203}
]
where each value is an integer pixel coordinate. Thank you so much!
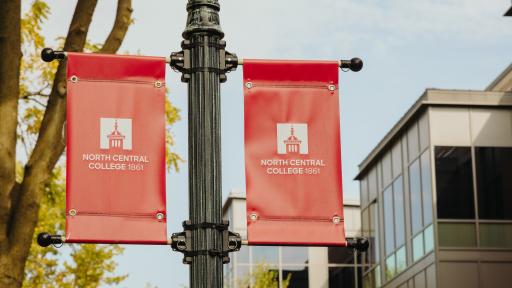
[
  {"left": 222, "top": 192, "right": 365, "bottom": 287},
  {"left": 355, "top": 64, "right": 512, "bottom": 288}
]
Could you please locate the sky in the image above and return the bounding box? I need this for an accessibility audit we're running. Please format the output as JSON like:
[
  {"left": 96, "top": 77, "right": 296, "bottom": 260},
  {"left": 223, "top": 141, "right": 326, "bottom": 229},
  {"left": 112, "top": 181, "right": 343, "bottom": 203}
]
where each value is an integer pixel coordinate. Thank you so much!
[{"left": 29, "top": 0, "right": 512, "bottom": 287}]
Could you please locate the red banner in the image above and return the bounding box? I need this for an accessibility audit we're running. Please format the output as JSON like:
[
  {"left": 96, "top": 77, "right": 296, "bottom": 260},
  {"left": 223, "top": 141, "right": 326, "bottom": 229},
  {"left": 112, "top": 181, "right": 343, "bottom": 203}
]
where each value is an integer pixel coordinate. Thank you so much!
[
  {"left": 66, "top": 53, "right": 167, "bottom": 244},
  {"left": 244, "top": 60, "right": 346, "bottom": 246}
]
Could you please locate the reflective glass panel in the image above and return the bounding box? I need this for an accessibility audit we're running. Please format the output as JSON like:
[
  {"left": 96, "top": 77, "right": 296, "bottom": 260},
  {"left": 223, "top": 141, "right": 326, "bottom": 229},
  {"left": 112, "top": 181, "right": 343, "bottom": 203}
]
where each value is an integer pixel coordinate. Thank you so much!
[
  {"left": 421, "top": 150, "right": 433, "bottom": 225},
  {"left": 252, "top": 246, "right": 278, "bottom": 264},
  {"left": 438, "top": 223, "right": 476, "bottom": 247},
  {"left": 370, "top": 203, "right": 380, "bottom": 263},
  {"left": 361, "top": 177, "right": 369, "bottom": 207},
  {"left": 476, "top": 147, "right": 512, "bottom": 220},
  {"left": 282, "top": 247, "right": 308, "bottom": 265},
  {"left": 409, "top": 159, "right": 423, "bottom": 234},
  {"left": 385, "top": 254, "right": 396, "bottom": 281},
  {"left": 479, "top": 223, "right": 512, "bottom": 248},
  {"left": 328, "top": 247, "right": 354, "bottom": 264},
  {"left": 375, "top": 265, "right": 381, "bottom": 287},
  {"left": 237, "top": 245, "right": 250, "bottom": 264},
  {"left": 362, "top": 208, "right": 370, "bottom": 269},
  {"left": 396, "top": 246, "right": 406, "bottom": 273},
  {"left": 435, "top": 147, "right": 475, "bottom": 219},
  {"left": 384, "top": 185, "right": 395, "bottom": 255},
  {"left": 329, "top": 267, "right": 356, "bottom": 288},
  {"left": 363, "top": 274, "right": 372, "bottom": 288},
  {"left": 424, "top": 224, "right": 434, "bottom": 253},
  {"left": 413, "top": 232, "right": 424, "bottom": 262},
  {"left": 283, "top": 265, "right": 308, "bottom": 288},
  {"left": 369, "top": 168, "right": 378, "bottom": 202},
  {"left": 236, "top": 265, "right": 251, "bottom": 286},
  {"left": 394, "top": 176, "right": 405, "bottom": 247}
]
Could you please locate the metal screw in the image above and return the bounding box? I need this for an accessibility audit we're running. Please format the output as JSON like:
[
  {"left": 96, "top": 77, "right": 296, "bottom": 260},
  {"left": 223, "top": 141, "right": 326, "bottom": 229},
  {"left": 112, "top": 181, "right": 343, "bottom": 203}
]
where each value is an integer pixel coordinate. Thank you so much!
[
  {"left": 249, "top": 213, "right": 258, "bottom": 221},
  {"left": 332, "top": 215, "right": 341, "bottom": 224},
  {"left": 69, "top": 209, "right": 77, "bottom": 216},
  {"left": 154, "top": 81, "right": 162, "bottom": 88},
  {"left": 156, "top": 212, "right": 165, "bottom": 220},
  {"left": 328, "top": 85, "right": 336, "bottom": 91},
  {"left": 245, "top": 82, "right": 253, "bottom": 89},
  {"left": 70, "top": 75, "right": 78, "bottom": 83}
]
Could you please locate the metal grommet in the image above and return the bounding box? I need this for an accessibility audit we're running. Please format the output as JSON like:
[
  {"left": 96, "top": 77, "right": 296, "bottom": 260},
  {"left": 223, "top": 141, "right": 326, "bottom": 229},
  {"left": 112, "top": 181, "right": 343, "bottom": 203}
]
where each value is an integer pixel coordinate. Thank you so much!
[
  {"left": 249, "top": 213, "right": 258, "bottom": 221},
  {"left": 332, "top": 215, "right": 341, "bottom": 225},
  {"left": 70, "top": 75, "right": 78, "bottom": 83},
  {"left": 154, "top": 81, "right": 162, "bottom": 88},
  {"left": 245, "top": 82, "right": 253, "bottom": 89},
  {"left": 156, "top": 212, "right": 165, "bottom": 220},
  {"left": 328, "top": 85, "right": 336, "bottom": 91},
  {"left": 69, "top": 209, "right": 77, "bottom": 216}
]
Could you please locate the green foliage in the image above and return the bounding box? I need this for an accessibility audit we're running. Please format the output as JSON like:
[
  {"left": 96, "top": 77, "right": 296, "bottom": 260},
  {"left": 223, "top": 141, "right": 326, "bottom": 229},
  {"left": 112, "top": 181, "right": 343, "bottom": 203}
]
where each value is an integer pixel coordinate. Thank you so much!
[
  {"left": 22, "top": 166, "right": 127, "bottom": 288},
  {"left": 238, "top": 264, "right": 291, "bottom": 288}
]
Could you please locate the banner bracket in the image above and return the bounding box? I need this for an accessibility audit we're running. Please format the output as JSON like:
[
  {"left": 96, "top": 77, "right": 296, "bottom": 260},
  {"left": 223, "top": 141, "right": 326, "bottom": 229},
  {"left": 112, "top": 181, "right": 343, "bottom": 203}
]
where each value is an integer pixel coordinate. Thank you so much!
[
  {"left": 170, "top": 220, "right": 242, "bottom": 264},
  {"left": 346, "top": 237, "right": 370, "bottom": 252},
  {"left": 37, "top": 232, "right": 65, "bottom": 247}
]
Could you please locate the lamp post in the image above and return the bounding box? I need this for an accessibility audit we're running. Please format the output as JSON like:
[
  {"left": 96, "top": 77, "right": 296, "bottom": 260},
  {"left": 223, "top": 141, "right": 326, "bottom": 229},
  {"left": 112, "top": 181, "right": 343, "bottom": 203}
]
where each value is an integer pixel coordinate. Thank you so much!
[{"left": 169, "top": 1, "right": 239, "bottom": 287}]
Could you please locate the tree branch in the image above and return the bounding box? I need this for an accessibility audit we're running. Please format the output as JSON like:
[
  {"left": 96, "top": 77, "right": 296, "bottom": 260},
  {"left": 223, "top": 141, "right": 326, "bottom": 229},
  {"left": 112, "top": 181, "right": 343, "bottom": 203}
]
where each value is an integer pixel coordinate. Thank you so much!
[
  {"left": 100, "top": 0, "right": 132, "bottom": 54},
  {"left": 0, "top": 0, "right": 21, "bottom": 250}
]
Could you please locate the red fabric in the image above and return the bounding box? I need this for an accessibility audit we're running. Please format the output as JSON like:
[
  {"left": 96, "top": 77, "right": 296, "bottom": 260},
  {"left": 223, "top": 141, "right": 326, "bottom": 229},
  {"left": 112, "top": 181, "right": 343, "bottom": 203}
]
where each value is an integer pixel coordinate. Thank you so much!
[
  {"left": 66, "top": 53, "right": 167, "bottom": 244},
  {"left": 244, "top": 60, "right": 346, "bottom": 246}
]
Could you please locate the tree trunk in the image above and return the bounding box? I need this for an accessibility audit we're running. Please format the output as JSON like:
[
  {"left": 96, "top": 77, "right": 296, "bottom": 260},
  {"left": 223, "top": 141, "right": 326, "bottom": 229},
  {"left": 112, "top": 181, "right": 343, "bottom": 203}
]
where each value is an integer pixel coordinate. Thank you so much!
[
  {"left": 0, "top": 0, "right": 132, "bottom": 286},
  {"left": 0, "top": 0, "right": 22, "bottom": 286}
]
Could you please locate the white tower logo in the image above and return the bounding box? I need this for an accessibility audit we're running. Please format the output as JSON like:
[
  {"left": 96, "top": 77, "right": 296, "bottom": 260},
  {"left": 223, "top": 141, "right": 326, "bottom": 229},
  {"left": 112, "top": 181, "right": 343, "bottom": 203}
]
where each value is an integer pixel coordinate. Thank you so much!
[
  {"left": 100, "top": 118, "right": 132, "bottom": 150},
  {"left": 277, "top": 123, "right": 308, "bottom": 155}
]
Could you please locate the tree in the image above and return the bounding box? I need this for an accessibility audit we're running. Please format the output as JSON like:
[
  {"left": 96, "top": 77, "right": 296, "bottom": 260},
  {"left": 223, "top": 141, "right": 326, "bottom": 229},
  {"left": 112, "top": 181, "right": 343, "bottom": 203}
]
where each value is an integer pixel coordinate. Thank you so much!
[
  {"left": 22, "top": 166, "right": 128, "bottom": 287},
  {"left": 0, "top": 0, "right": 181, "bottom": 287},
  {"left": 237, "top": 264, "right": 291, "bottom": 288}
]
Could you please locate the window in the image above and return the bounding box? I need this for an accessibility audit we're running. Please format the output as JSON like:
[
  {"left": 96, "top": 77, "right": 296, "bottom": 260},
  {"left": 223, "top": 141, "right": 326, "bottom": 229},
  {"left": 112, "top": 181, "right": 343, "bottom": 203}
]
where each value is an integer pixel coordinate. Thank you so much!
[
  {"left": 384, "top": 186, "right": 395, "bottom": 255},
  {"left": 282, "top": 247, "right": 308, "bottom": 265},
  {"left": 420, "top": 151, "right": 433, "bottom": 225},
  {"left": 424, "top": 225, "right": 434, "bottom": 253},
  {"left": 283, "top": 266, "right": 308, "bottom": 288},
  {"left": 385, "top": 254, "right": 396, "bottom": 281},
  {"left": 370, "top": 203, "right": 380, "bottom": 264},
  {"left": 369, "top": 168, "right": 378, "bottom": 201},
  {"left": 394, "top": 177, "right": 405, "bottom": 247},
  {"left": 438, "top": 223, "right": 476, "bottom": 247},
  {"left": 252, "top": 246, "right": 278, "bottom": 264},
  {"left": 409, "top": 159, "right": 423, "bottom": 233},
  {"left": 361, "top": 177, "right": 369, "bottom": 207},
  {"left": 435, "top": 147, "right": 475, "bottom": 219},
  {"left": 479, "top": 223, "right": 512, "bottom": 248},
  {"left": 329, "top": 267, "right": 358, "bottom": 288},
  {"left": 475, "top": 147, "right": 512, "bottom": 220},
  {"left": 412, "top": 233, "right": 424, "bottom": 262},
  {"left": 395, "top": 247, "right": 406, "bottom": 274}
]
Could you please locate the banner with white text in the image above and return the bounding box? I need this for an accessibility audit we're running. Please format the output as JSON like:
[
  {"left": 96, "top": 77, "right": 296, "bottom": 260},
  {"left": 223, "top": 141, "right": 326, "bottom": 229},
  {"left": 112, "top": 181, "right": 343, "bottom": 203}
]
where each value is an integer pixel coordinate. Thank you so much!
[
  {"left": 244, "top": 60, "right": 346, "bottom": 246},
  {"left": 66, "top": 53, "right": 167, "bottom": 244}
]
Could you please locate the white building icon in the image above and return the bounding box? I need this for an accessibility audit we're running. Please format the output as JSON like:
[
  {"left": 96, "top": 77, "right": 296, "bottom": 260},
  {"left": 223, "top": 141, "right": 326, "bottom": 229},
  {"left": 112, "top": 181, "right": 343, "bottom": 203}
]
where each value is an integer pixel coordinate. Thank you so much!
[
  {"left": 277, "top": 123, "right": 308, "bottom": 155},
  {"left": 100, "top": 118, "right": 132, "bottom": 150}
]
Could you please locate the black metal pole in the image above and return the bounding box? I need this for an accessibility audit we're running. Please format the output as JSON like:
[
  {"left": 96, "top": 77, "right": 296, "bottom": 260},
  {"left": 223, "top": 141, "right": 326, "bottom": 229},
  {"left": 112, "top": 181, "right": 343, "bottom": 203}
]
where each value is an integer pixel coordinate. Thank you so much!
[{"left": 183, "top": 1, "right": 225, "bottom": 287}]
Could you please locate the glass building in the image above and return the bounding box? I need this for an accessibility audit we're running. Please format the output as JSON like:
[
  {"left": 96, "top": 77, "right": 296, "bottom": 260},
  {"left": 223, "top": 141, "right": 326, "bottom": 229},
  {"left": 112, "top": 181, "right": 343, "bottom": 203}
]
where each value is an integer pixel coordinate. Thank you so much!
[
  {"left": 222, "top": 192, "right": 366, "bottom": 287},
  {"left": 355, "top": 64, "right": 512, "bottom": 288}
]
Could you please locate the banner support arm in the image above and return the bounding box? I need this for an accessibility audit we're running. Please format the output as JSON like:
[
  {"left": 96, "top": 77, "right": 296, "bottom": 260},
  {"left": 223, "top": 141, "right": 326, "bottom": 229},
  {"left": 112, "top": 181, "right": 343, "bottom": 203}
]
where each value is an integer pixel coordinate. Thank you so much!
[{"left": 42, "top": 47, "right": 363, "bottom": 72}]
